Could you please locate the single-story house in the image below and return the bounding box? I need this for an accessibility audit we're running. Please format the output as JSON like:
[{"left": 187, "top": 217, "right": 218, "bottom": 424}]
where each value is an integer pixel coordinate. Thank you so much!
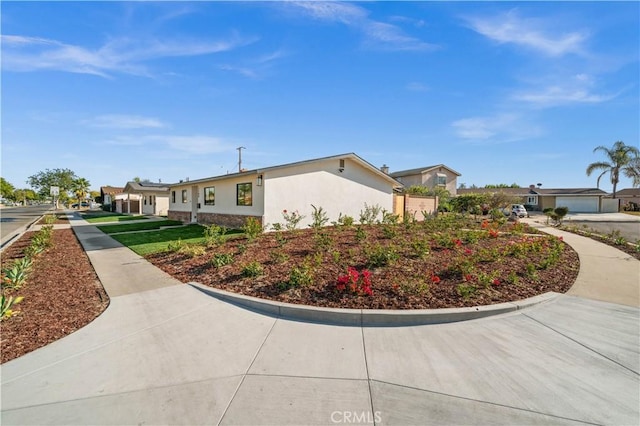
[
  {"left": 457, "top": 185, "right": 611, "bottom": 213},
  {"left": 123, "top": 181, "right": 170, "bottom": 216},
  {"left": 389, "top": 164, "right": 461, "bottom": 196},
  {"left": 614, "top": 188, "right": 640, "bottom": 211},
  {"left": 168, "top": 153, "right": 402, "bottom": 228},
  {"left": 99, "top": 186, "right": 124, "bottom": 211},
  {"left": 114, "top": 193, "right": 140, "bottom": 214}
]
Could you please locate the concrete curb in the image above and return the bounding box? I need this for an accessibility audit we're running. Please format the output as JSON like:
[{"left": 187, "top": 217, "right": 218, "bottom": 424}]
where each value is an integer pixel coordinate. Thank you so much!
[{"left": 188, "top": 282, "right": 560, "bottom": 327}]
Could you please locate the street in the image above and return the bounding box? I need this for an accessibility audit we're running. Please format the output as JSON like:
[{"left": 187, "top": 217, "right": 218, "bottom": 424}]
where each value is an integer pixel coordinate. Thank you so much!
[{"left": 0, "top": 204, "right": 54, "bottom": 248}]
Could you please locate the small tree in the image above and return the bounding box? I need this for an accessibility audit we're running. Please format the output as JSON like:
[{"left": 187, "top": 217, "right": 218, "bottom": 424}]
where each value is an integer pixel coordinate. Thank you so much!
[{"left": 27, "top": 168, "right": 79, "bottom": 208}]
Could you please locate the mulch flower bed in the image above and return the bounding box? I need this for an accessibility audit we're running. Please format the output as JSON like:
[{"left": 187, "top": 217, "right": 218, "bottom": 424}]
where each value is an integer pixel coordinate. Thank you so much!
[
  {"left": 559, "top": 225, "right": 640, "bottom": 260},
  {"left": 36, "top": 212, "right": 69, "bottom": 225},
  {"left": 1, "top": 229, "right": 109, "bottom": 364},
  {"left": 147, "top": 220, "right": 580, "bottom": 310}
]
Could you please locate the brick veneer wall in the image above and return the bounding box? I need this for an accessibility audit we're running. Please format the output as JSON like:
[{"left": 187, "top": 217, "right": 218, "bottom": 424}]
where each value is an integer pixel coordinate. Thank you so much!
[
  {"left": 197, "top": 212, "right": 262, "bottom": 229},
  {"left": 168, "top": 210, "right": 192, "bottom": 223}
]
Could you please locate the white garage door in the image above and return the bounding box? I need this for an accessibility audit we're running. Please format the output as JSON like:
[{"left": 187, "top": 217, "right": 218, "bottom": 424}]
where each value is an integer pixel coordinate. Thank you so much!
[{"left": 556, "top": 197, "right": 599, "bottom": 213}]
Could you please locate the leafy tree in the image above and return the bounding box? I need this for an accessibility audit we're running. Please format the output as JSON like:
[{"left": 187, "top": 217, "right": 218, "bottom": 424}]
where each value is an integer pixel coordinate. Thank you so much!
[
  {"left": 28, "top": 168, "right": 77, "bottom": 198},
  {"left": 586, "top": 141, "right": 640, "bottom": 197},
  {"left": 89, "top": 190, "right": 101, "bottom": 201},
  {"left": 13, "top": 189, "right": 37, "bottom": 204},
  {"left": 0, "top": 178, "right": 15, "bottom": 200}
]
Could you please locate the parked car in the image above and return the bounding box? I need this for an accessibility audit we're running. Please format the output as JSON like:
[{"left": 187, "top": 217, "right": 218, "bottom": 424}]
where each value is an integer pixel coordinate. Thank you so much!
[
  {"left": 503, "top": 204, "right": 527, "bottom": 218},
  {"left": 71, "top": 201, "right": 90, "bottom": 208}
]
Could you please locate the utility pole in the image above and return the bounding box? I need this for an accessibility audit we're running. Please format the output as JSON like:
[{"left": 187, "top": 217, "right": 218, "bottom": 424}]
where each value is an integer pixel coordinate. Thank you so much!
[{"left": 237, "top": 146, "right": 246, "bottom": 172}]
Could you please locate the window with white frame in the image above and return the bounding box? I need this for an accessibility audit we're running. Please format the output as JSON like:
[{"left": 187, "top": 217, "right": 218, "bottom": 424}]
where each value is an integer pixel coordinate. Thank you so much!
[
  {"left": 181, "top": 189, "right": 188, "bottom": 203},
  {"left": 527, "top": 195, "right": 538, "bottom": 205},
  {"left": 436, "top": 174, "right": 447, "bottom": 186}
]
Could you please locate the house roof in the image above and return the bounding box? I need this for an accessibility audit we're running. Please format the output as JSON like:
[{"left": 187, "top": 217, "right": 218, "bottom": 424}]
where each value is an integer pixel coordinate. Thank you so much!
[
  {"left": 615, "top": 188, "right": 640, "bottom": 197},
  {"left": 169, "top": 153, "right": 403, "bottom": 188},
  {"left": 457, "top": 187, "right": 607, "bottom": 197},
  {"left": 534, "top": 188, "right": 607, "bottom": 196},
  {"left": 124, "top": 181, "right": 170, "bottom": 193},
  {"left": 100, "top": 186, "right": 124, "bottom": 195},
  {"left": 390, "top": 164, "right": 462, "bottom": 178}
]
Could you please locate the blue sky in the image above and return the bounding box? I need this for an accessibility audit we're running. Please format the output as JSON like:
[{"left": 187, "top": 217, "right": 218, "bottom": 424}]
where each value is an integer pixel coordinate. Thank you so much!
[{"left": 2, "top": 1, "right": 638, "bottom": 193}]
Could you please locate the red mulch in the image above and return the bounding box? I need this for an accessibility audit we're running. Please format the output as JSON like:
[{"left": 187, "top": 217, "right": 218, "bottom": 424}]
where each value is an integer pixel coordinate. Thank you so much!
[
  {"left": 147, "top": 222, "right": 579, "bottom": 310},
  {"left": 1, "top": 229, "right": 109, "bottom": 364}
]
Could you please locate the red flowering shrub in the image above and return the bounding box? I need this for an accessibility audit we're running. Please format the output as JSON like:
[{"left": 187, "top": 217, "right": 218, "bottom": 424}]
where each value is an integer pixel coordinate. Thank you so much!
[{"left": 336, "top": 267, "right": 373, "bottom": 296}]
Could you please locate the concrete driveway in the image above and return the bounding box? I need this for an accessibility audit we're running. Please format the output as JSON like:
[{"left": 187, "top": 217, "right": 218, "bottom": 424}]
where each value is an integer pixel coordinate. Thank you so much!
[{"left": 564, "top": 213, "right": 640, "bottom": 242}]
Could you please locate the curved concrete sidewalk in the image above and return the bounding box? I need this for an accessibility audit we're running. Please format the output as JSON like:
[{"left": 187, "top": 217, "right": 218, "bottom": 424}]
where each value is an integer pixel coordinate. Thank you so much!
[{"left": 1, "top": 213, "right": 638, "bottom": 425}]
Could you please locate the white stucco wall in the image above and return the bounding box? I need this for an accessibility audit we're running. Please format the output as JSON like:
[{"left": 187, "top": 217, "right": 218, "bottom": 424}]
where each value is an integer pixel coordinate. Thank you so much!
[
  {"left": 169, "top": 176, "right": 265, "bottom": 218},
  {"left": 263, "top": 157, "right": 395, "bottom": 228}
]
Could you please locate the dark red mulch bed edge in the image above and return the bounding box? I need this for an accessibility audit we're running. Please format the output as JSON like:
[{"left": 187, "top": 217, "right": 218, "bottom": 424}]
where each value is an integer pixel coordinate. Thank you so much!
[{"left": 1, "top": 229, "right": 109, "bottom": 364}]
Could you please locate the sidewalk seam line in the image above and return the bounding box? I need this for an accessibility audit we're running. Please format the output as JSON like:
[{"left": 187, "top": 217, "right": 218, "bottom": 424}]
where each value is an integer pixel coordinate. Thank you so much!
[
  {"left": 0, "top": 374, "right": 246, "bottom": 413},
  {"left": 370, "top": 379, "right": 604, "bottom": 426},
  {"left": 217, "top": 316, "right": 279, "bottom": 426},
  {"left": 523, "top": 313, "right": 640, "bottom": 376},
  {"left": 360, "top": 324, "right": 377, "bottom": 425}
]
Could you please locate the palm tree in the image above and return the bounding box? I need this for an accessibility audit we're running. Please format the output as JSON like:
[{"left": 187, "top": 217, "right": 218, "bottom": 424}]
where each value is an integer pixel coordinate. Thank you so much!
[
  {"left": 71, "top": 177, "right": 91, "bottom": 208},
  {"left": 624, "top": 156, "right": 640, "bottom": 187},
  {"left": 586, "top": 141, "right": 640, "bottom": 198}
]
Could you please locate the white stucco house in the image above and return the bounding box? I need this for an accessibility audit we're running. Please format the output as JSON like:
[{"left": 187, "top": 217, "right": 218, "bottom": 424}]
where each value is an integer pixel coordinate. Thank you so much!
[
  {"left": 167, "top": 153, "right": 402, "bottom": 228},
  {"left": 123, "top": 181, "right": 170, "bottom": 216}
]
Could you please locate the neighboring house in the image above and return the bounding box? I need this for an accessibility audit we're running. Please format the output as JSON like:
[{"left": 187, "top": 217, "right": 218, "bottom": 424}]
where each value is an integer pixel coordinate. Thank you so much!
[
  {"left": 123, "top": 181, "right": 170, "bottom": 216},
  {"left": 457, "top": 185, "right": 610, "bottom": 213},
  {"left": 612, "top": 188, "right": 640, "bottom": 211},
  {"left": 114, "top": 193, "right": 140, "bottom": 214},
  {"left": 99, "top": 186, "right": 124, "bottom": 211},
  {"left": 167, "top": 153, "right": 402, "bottom": 228},
  {"left": 389, "top": 164, "right": 461, "bottom": 196}
]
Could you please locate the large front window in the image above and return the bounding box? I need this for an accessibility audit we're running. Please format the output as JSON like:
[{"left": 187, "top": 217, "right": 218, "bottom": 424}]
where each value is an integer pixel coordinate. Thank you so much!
[
  {"left": 237, "top": 183, "right": 252, "bottom": 206},
  {"left": 204, "top": 187, "right": 215, "bottom": 205}
]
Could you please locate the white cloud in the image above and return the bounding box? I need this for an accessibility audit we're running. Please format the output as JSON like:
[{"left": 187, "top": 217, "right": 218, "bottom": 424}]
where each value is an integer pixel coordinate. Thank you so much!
[
  {"left": 287, "top": 1, "right": 436, "bottom": 51},
  {"left": 103, "top": 134, "right": 236, "bottom": 156},
  {"left": 87, "top": 114, "right": 167, "bottom": 129},
  {"left": 452, "top": 113, "right": 541, "bottom": 143},
  {"left": 1, "top": 33, "right": 255, "bottom": 78},
  {"left": 464, "top": 10, "right": 588, "bottom": 57},
  {"left": 512, "top": 73, "right": 618, "bottom": 107}
]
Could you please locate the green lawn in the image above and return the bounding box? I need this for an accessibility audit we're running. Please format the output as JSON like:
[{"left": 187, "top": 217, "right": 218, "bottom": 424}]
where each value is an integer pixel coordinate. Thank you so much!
[
  {"left": 109, "top": 225, "right": 244, "bottom": 256},
  {"left": 97, "top": 220, "right": 184, "bottom": 234},
  {"left": 110, "top": 224, "right": 207, "bottom": 255},
  {"left": 82, "top": 212, "right": 148, "bottom": 223}
]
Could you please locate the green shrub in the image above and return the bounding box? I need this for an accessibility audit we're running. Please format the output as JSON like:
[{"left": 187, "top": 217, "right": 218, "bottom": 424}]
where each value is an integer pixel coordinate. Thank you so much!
[
  {"left": 1, "top": 295, "right": 24, "bottom": 321},
  {"left": 310, "top": 204, "right": 329, "bottom": 229},
  {"left": 178, "top": 244, "right": 206, "bottom": 258},
  {"left": 359, "top": 203, "right": 382, "bottom": 224},
  {"left": 167, "top": 239, "right": 186, "bottom": 252},
  {"left": 270, "top": 250, "right": 289, "bottom": 264},
  {"left": 2, "top": 261, "right": 30, "bottom": 289},
  {"left": 457, "top": 283, "right": 477, "bottom": 299},
  {"left": 355, "top": 226, "right": 367, "bottom": 242},
  {"left": 242, "top": 261, "right": 263, "bottom": 277},
  {"left": 210, "top": 253, "right": 234, "bottom": 268},
  {"left": 243, "top": 217, "right": 263, "bottom": 241},
  {"left": 204, "top": 224, "right": 228, "bottom": 247},
  {"left": 313, "top": 231, "right": 334, "bottom": 250},
  {"left": 288, "top": 263, "right": 314, "bottom": 287},
  {"left": 332, "top": 213, "right": 354, "bottom": 227},
  {"left": 364, "top": 243, "right": 399, "bottom": 268}
]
